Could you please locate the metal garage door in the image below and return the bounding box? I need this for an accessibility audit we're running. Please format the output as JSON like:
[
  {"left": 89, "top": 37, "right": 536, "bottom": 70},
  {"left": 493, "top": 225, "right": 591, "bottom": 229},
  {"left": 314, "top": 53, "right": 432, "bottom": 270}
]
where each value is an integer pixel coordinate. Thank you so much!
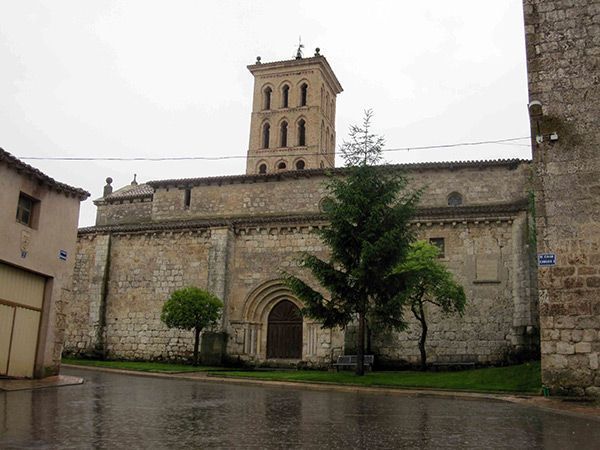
[{"left": 0, "top": 263, "right": 45, "bottom": 378}]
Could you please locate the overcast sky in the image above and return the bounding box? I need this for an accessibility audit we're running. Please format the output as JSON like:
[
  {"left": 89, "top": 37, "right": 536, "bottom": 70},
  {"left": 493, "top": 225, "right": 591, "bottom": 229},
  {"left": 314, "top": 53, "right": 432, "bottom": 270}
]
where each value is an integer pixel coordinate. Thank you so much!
[{"left": 1, "top": 1, "right": 531, "bottom": 227}]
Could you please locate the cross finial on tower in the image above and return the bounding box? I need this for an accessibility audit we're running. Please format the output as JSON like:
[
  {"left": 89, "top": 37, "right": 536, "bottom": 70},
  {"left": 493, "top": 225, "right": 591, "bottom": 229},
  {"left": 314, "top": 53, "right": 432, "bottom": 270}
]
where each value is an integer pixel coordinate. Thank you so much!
[{"left": 295, "top": 36, "right": 304, "bottom": 59}]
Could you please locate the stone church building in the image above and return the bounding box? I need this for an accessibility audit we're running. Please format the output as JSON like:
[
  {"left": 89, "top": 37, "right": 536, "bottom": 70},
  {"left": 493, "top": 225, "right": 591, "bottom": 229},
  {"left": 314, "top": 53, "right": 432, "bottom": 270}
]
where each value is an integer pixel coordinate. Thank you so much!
[{"left": 63, "top": 51, "right": 539, "bottom": 367}]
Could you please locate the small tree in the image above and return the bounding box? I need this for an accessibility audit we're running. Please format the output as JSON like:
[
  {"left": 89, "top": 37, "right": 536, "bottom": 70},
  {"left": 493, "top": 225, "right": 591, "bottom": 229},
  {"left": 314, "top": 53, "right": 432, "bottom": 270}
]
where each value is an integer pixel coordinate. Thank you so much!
[
  {"left": 395, "top": 241, "right": 466, "bottom": 370},
  {"left": 160, "top": 287, "right": 223, "bottom": 366},
  {"left": 285, "top": 110, "right": 420, "bottom": 375}
]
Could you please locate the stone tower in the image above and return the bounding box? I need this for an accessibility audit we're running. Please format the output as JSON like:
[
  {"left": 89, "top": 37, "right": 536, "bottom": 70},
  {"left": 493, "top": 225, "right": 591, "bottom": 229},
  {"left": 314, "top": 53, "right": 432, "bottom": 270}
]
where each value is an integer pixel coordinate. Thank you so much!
[
  {"left": 245, "top": 49, "right": 343, "bottom": 175},
  {"left": 524, "top": 0, "right": 600, "bottom": 396}
]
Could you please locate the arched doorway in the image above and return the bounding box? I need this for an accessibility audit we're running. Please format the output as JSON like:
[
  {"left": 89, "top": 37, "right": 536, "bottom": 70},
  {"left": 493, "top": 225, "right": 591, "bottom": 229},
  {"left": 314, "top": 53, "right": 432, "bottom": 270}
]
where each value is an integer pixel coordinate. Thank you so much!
[{"left": 267, "top": 300, "right": 302, "bottom": 359}]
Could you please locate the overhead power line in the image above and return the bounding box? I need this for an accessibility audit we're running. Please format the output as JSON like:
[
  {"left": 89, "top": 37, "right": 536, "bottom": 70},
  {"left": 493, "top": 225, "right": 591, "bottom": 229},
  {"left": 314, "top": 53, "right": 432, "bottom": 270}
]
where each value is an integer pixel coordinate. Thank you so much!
[{"left": 18, "top": 136, "right": 531, "bottom": 162}]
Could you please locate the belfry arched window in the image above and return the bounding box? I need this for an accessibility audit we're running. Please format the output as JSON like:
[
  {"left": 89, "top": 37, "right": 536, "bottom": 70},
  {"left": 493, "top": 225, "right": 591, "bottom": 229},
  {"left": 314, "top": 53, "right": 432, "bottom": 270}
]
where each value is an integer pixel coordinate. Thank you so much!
[
  {"left": 295, "top": 160, "right": 305, "bottom": 170},
  {"left": 447, "top": 192, "right": 463, "bottom": 206},
  {"left": 281, "top": 85, "right": 289, "bottom": 108},
  {"left": 263, "top": 86, "right": 272, "bottom": 110},
  {"left": 262, "top": 123, "right": 270, "bottom": 149},
  {"left": 277, "top": 161, "right": 287, "bottom": 170},
  {"left": 280, "top": 121, "right": 288, "bottom": 147},
  {"left": 297, "top": 119, "right": 306, "bottom": 146},
  {"left": 258, "top": 163, "right": 267, "bottom": 174},
  {"left": 300, "top": 83, "right": 308, "bottom": 106}
]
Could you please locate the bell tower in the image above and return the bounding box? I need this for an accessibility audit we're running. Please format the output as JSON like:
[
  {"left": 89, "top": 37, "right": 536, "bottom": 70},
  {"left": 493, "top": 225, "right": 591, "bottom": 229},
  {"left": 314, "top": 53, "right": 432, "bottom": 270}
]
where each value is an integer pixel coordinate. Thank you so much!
[{"left": 245, "top": 48, "right": 343, "bottom": 174}]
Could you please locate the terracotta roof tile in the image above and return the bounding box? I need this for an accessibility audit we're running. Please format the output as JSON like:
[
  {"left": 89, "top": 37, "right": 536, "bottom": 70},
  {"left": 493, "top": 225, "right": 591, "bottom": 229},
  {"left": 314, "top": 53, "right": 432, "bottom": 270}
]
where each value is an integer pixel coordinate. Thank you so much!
[
  {"left": 147, "top": 159, "right": 531, "bottom": 189},
  {"left": 0, "top": 148, "right": 90, "bottom": 199},
  {"left": 99, "top": 183, "right": 154, "bottom": 203}
]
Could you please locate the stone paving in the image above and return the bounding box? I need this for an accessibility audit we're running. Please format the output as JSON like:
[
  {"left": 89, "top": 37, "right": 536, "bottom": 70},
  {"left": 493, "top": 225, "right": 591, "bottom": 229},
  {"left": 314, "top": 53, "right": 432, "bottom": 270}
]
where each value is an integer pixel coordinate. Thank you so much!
[{"left": 1, "top": 367, "right": 600, "bottom": 449}]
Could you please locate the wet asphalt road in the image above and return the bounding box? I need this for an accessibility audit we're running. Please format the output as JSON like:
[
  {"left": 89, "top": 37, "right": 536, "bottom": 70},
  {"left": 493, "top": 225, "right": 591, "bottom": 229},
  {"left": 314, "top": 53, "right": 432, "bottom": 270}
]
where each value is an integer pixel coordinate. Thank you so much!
[{"left": 1, "top": 368, "right": 599, "bottom": 449}]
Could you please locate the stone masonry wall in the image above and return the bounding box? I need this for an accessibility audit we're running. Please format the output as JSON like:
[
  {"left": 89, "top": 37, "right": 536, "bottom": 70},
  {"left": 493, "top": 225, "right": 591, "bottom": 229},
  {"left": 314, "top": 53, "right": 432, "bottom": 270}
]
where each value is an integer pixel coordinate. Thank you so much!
[
  {"left": 148, "top": 163, "right": 530, "bottom": 224},
  {"left": 66, "top": 160, "right": 536, "bottom": 366},
  {"left": 66, "top": 209, "right": 536, "bottom": 366},
  {"left": 372, "top": 213, "right": 537, "bottom": 364},
  {"left": 64, "top": 230, "right": 213, "bottom": 360},
  {"left": 226, "top": 223, "right": 344, "bottom": 365},
  {"left": 524, "top": 0, "right": 600, "bottom": 396},
  {"left": 95, "top": 198, "right": 152, "bottom": 226}
]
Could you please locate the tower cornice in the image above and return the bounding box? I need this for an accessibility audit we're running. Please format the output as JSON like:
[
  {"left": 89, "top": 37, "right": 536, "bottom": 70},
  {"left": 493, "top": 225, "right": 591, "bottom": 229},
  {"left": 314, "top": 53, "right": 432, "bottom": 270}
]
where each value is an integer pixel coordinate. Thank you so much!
[{"left": 248, "top": 56, "right": 343, "bottom": 94}]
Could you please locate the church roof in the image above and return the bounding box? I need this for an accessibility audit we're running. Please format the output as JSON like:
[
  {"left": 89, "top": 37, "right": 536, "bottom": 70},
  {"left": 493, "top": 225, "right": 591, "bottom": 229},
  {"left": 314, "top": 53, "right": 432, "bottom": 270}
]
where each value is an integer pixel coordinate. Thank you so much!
[
  {"left": 0, "top": 147, "right": 90, "bottom": 199},
  {"left": 97, "top": 183, "right": 154, "bottom": 203},
  {"left": 147, "top": 158, "right": 531, "bottom": 189}
]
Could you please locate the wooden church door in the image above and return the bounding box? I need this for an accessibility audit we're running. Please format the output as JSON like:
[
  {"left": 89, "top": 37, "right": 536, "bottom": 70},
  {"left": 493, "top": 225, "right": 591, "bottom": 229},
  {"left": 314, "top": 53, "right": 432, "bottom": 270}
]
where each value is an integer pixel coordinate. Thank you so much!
[{"left": 266, "top": 300, "right": 302, "bottom": 359}]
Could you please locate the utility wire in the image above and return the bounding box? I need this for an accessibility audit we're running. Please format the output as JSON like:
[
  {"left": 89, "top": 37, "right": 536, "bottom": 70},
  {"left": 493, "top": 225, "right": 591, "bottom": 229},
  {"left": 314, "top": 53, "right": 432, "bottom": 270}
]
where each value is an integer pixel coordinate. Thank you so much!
[{"left": 18, "top": 136, "right": 531, "bottom": 162}]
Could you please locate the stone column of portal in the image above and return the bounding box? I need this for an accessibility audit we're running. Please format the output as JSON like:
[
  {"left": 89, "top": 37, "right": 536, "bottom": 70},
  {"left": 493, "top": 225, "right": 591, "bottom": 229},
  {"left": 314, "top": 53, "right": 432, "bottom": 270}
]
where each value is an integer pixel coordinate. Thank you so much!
[{"left": 204, "top": 226, "right": 234, "bottom": 363}]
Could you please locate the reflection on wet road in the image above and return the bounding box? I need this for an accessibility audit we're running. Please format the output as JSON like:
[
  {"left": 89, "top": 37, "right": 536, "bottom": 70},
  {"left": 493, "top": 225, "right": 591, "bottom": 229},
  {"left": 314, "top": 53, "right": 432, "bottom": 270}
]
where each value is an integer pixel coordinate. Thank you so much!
[{"left": 1, "top": 368, "right": 599, "bottom": 449}]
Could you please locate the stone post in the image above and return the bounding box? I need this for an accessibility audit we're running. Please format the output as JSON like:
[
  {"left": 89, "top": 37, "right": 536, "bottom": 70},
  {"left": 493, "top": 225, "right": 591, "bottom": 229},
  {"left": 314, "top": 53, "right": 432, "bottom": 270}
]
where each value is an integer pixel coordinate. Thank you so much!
[
  {"left": 89, "top": 233, "right": 111, "bottom": 357},
  {"left": 206, "top": 226, "right": 234, "bottom": 362}
]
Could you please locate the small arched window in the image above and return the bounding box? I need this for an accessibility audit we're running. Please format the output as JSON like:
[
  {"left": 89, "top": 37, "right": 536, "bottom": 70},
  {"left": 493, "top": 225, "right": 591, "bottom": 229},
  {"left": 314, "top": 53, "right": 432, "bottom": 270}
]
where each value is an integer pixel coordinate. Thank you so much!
[
  {"left": 280, "top": 121, "right": 288, "bottom": 147},
  {"left": 325, "top": 93, "right": 330, "bottom": 117},
  {"left": 281, "top": 85, "right": 289, "bottom": 108},
  {"left": 258, "top": 163, "right": 267, "bottom": 174},
  {"left": 447, "top": 192, "right": 463, "bottom": 206},
  {"left": 320, "top": 161, "right": 325, "bottom": 169},
  {"left": 277, "top": 162, "right": 287, "bottom": 170},
  {"left": 262, "top": 123, "right": 270, "bottom": 149},
  {"left": 297, "top": 119, "right": 306, "bottom": 146},
  {"left": 295, "top": 160, "right": 305, "bottom": 170},
  {"left": 263, "top": 86, "right": 272, "bottom": 110},
  {"left": 300, "top": 83, "right": 308, "bottom": 106},
  {"left": 330, "top": 133, "right": 335, "bottom": 153}
]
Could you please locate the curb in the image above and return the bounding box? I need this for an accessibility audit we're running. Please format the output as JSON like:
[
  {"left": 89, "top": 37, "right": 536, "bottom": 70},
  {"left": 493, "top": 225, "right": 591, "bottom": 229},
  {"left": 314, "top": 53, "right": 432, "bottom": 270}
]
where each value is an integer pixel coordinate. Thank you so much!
[{"left": 62, "top": 364, "right": 600, "bottom": 420}]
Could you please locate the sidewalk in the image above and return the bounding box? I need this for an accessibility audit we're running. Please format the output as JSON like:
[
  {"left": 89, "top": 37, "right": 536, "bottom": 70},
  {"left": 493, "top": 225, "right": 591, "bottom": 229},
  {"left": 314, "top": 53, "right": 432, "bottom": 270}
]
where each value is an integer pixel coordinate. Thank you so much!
[
  {"left": 62, "top": 364, "right": 600, "bottom": 420},
  {"left": 0, "top": 375, "right": 83, "bottom": 392}
]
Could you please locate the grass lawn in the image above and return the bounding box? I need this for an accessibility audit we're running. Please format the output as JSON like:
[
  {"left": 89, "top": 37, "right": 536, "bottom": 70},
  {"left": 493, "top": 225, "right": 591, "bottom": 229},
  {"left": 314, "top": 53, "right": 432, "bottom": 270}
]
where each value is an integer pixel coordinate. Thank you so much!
[
  {"left": 62, "top": 358, "right": 220, "bottom": 373},
  {"left": 62, "top": 357, "right": 541, "bottom": 394},
  {"left": 207, "top": 362, "right": 542, "bottom": 394}
]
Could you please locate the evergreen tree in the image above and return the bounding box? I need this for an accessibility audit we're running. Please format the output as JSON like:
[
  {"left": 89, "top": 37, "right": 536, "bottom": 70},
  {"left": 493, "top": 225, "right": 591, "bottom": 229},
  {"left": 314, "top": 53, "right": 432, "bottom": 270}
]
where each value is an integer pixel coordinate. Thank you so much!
[{"left": 286, "top": 110, "right": 420, "bottom": 375}]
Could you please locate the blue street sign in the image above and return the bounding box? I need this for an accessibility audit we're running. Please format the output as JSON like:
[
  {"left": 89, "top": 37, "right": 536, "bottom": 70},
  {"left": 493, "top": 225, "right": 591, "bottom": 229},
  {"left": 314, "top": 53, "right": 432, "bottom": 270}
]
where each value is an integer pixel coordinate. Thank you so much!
[
  {"left": 538, "top": 253, "right": 556, "bottom": 267},
  {"left": 59, "top": 250, "right": 68, "bottom": 261}
]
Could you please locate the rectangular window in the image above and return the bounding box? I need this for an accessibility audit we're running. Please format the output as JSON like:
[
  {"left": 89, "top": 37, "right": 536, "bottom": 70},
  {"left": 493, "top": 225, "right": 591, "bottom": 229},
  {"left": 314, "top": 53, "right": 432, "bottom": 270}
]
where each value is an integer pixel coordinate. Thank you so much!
[
  {"left": 16, "top": 193, "right": 38, "bottom": 227},
  {"left": 429, "top": 237, "right": 445, "bottom": 258},
  {"left": 184, "top": 188, "right": 191, "bottom": 209}
]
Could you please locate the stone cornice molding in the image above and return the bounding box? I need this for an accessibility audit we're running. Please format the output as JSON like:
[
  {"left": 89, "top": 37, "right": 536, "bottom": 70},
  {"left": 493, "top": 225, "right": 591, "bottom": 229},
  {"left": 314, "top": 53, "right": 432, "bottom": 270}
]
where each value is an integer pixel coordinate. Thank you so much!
[
  {"left": 248, "top": 56, "right": 343, "bottom": 94},
  {"left": 78, "top": 200, "right": 528, "bottom": 236}
]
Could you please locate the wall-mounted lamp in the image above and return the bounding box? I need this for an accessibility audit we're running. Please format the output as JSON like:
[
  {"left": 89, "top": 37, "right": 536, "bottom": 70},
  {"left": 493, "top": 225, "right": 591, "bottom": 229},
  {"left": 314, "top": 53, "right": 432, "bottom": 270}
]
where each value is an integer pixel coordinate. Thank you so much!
[
  {"left": 528, "top": 100, "right": 558, "bottom": 144},
  {"left": 528, "top": 100, "right": 544, "bottom": 143}
]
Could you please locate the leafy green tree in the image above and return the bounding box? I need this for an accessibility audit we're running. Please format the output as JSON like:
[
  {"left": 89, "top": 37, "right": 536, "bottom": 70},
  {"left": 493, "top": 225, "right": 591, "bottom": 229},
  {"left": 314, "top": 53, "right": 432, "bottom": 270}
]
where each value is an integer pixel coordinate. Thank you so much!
[
  {"left": 285, "top": 110, "right": 420, "bottom": 375},
  {"left": 395, "top": 241, "right": 466, "bottom": 370},
  {"left": 160, "top": 287, "right": 223, "bottom": 366}
]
